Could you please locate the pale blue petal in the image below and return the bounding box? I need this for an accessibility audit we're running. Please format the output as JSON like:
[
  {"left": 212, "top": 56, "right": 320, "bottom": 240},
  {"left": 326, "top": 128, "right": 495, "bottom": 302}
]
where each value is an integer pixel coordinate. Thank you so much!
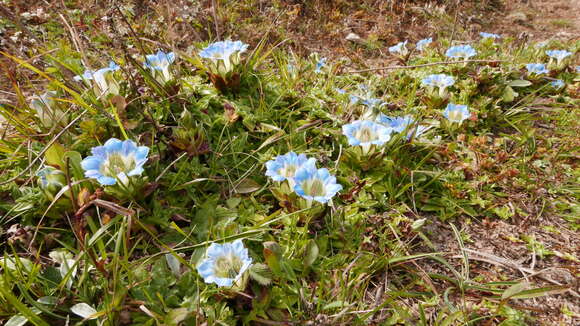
[
  {"left": 103, "top": 138, "right": 123, "bottom": 152},
  {"left": 97, "top": 176, "right": 116, "bottom": 185},
  {"left": 81, "top": 157, "right": 103, "bottom": 171},
  {"left": 127, "top": 167, "right": 144, "bottom": 176}
]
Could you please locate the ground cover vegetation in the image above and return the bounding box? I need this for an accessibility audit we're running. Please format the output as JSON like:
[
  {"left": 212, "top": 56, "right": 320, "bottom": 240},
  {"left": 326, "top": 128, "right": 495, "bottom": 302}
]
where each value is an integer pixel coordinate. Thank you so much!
[{"left": 0, "top": 0, "right": 579, "bottom": 325}]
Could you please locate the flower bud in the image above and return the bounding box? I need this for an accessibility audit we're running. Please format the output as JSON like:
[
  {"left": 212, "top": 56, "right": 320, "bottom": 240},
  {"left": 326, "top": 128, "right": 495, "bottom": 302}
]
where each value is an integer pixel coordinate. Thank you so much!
[
  {"left": 37, "top": 166, "right": 66, "bottom": 200},
  {"left": 29, "top": 91, "right": 67, "bottom": 128}
]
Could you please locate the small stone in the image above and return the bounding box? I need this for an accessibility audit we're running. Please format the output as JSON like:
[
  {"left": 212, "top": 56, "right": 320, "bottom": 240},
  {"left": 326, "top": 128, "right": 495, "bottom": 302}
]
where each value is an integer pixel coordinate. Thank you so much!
[
  {"left": 345, "top": 32, "right": 364, "bottom": 44},
  {"left": 554, "top": 31, "right": 574, "bottom": 40},
  {"left": 506, "top": 12, "right": 528, "bottom": 24}
]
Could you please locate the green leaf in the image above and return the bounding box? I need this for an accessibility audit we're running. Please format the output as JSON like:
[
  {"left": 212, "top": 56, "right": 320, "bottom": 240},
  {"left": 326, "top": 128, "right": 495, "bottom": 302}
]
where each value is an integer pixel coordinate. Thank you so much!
[
  {"left": 165, "top": 308, "right": 189, "bottom": 326},
  {"left": 5, "top": 315, "right": 29, "bottom": 326},
  {"left": 249, "top": 263, "right": 273, "bottom": 286},
  {"left": 226, "top": 197, "right": 242, "bottom": 209},
  {"left": 508, "top": 80, "right": 532, "bottom": 87},
  {"left": 256, "top": 131, "right": 285, "bottom": 151},
  {"left": 263, "top": 242, "right": 282, "bottom": 275},
  {"left": 503, "top": 283, "right": 569, "bottom": 300},
  {"left": 386, "top": 253, "right": 438, "bottom": 264},
  {"left": 0, "top": 286, "right": 48, "bottom": 326},
  {"left": 2, "top": 256, "right": 35, "bottom": 274},
  {"left": 303, "top": 239, "right": 319, "bottom": 268},
  {"left": 62, "top": 151, "right": 84, "bottom": 180},
  {"left": 165, "top": 253, "right": 182, "bottom": 278},
  {"left": 411, "top": 218, "right": 427, "bottom": 230},
  {"left": 45, "top": 142, "right": 66, "bottom": 168},
  {"left": 234, "top": 179, "right": 261, "bottom": 194},
  {"left": 37, "top": 296, "right": 58, "bottom": 305},
  {"left": 70, "top": 303, "right": 98, "bottom": 320},
  {"left": 322, "top": 301, "right": 349, "bottom": 311},
  {"left": 501, "top": 281, "right": 529, "bottom": 300},
  {"left": 502, "top": 86, "right": 518, "bottom": 103}
]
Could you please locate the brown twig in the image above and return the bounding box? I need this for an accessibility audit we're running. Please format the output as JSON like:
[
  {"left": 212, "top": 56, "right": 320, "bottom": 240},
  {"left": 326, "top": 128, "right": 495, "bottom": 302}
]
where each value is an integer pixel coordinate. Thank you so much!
[
  {"left": 450, "top": 0, "right": 461, "bottom": 44},
  {"left": 64, "top": 157, "right": 79, "bottom": 213},
  {"left": 58, "top": 13, "right": 90, "bottom": 69},
  {"left": 75, "top": 199, "right": 136, "bottom": 218},
  {"left": 456, "top": 249, "right": 579, "bottom": 298},
  {"left": 345, "top": 59, "right": 506, "bottom": 74},
  {"left": 211, "top": 0, "right": 221, "bottom": 40}
]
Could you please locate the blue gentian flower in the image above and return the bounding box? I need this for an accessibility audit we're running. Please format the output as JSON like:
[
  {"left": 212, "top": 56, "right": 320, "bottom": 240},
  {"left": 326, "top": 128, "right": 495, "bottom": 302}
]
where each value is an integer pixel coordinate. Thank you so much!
[
  {"left": 526, "top": 63, "right": 549, "bottom": 75},
  {"left": 293, "top": 165, "right": 342, "bottom": 204},
  {"left": 342, "top": 120, "right": 393, "bottom": 150},
  {"left": 550, "top": 79, "right": 565, "bottom": 89},
  {"left": 479, "top": 32, "right": 501, "bottom": 39},
  {"left": 376, "top": 114, "right": 414, "bottom": 133},
  {"left": 443, "top": 104, "right": 471, "bottom": 124},
  {"left": 265, "top": 152, "right": 316, "bottom": 183},
  {"left": 416, "top": 38, "right": 433, "bottom": 51},
  {"left": 199, "top": 40, "right": 249, "bottom": 74},
  {"left": 196, "top": 239, "right": 253, "bottom": 288},
  {"left": 377, "top": 114, "right": 428, "bottom": 140},
  {"left": 74, "top": 61, "right": 121, "bottom": 96},
  {"left": 388, "top": 41, "right": 408, "bottom": 56},
  {"left": 73, "top": 70, "right": 94, "bottom": 82},
  {"left": 336, "top": 88, "right": 347, "bottom": 95},
  {"left": 199, "top": 40, "right": 248, "bottom": 61},
  {"left": 445, "top": 45, "right": 477, "bottom": 59},
  {"left": 144, "top": 50, "right": 176, "bottom": 83},
  {"left": 545, "top": 50, "right": 572, "bottom": 65},
  {"left": 315, "top": 58, "right": 327, "bottom": 73},
  {"left": 421, "top": 74, "right": 455, "bottom": 95},
  {"left": 81, "top": 138, "right": 149, "bottom": 186}
]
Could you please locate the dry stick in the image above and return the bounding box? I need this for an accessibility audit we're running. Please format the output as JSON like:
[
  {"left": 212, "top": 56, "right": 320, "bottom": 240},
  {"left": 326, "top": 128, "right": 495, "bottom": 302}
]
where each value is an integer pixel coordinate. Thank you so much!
[
  {"left": 64, "top": 157, "right": 79, "bottom": 213},
  {"left": 345, "top": 59, "right": 505, "bottom": 74},
  {"left": 0, "top": 110, "right": 87, "bottom": 186},
  {"left": 457, "top": 249, "right": 579, "bottom": 298},
  {"left": 211, "top": 0, "right": 221, "bottom": 40},
  {"left": 58, "top": 13, "right": 90, "bottom": 69},
  {"left": 450, "top": 0, "right": 461, "bottom": 44}
]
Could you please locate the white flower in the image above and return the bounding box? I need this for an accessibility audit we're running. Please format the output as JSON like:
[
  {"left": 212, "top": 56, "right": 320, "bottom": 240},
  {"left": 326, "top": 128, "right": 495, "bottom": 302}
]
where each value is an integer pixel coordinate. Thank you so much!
[
  {"left": 144, "top": 50, "right": 176, "bottom": 84},
  {"left": 74, "top": 61, "right": 121, "bottom": 96},
  {"left": 197, "top": 240, "right": 253, "bottom": 287},
  {"left": 443, "top": 104, "right": 471, "bottom": 124}
]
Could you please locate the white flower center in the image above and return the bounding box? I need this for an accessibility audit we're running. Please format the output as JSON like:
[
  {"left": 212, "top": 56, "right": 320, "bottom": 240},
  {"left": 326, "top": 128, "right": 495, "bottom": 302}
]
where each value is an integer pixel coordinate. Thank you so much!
[
  {"left": 214, "top": 253, "right": 243, "bottom": 279},
  {"left": 278, "top": 164, "right": 297, "bottom": 179},
  {"left": 354, "top": 127, "right": 377, "bottom": 143},
  {"left": 448, "top": 110, "right": 464, "bottom": 122},
  {"left": 301, "top": 178, "right": 326, "bottom": 197},
  {"left": 100, "top": 152, "right": 136, "bottom": 177}
]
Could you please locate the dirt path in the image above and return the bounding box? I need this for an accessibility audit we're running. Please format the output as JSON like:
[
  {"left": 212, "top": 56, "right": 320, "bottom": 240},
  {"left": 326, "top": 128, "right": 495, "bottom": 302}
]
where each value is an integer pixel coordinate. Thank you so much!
[{"left": 500, "top": 0, "right": 580, "bottom": 40}]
